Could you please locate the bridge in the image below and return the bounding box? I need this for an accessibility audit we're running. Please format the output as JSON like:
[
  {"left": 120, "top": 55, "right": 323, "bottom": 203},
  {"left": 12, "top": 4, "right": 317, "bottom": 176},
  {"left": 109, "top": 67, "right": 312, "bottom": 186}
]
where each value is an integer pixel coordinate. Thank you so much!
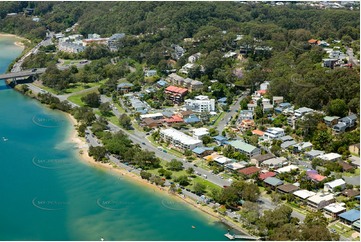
[{"left": 0, "top": 68, "right": 47, "bottom": 80}]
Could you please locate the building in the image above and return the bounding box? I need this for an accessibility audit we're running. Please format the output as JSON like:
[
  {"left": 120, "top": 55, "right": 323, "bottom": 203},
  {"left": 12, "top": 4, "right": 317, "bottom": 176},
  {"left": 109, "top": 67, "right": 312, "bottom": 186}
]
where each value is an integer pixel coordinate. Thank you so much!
[
  {"left": 238, "top": 119, "right": 255, "bottom": 131},
  {"left": 307, "top": 193, "right": 335, "bottom": 210},
  {"left": 323, "top": 203, "right": 347, "bottom": 218},
  {"left": 277, "top": 184, "right": 299, "bottom": 194},
  {"left": 272, "top": 96, "right": 284, "bottom": 106},
  {"left": 239, "top": 110, "right": 254, "bottom": 121},
  {"left": 117, "top": 82, "right": 134, "bottom": 93},
  {"left": 324, "top": 116, "right": 340, "bottom": 126},
  {"left": 261, "top": 157, "right": 287, "bottom": 169},
  {"left": 324, "top": 179, "right": 346, "bottom": 192},
  {"left": 214, "top": 156, "right": 233, "bottom": 165},
  {"left": 275, "top": 165, "right": 298, "bottom": 174},
  {"left": 252, "top": 129, "right": 264, "bottom": 137},
  {"left": 349, "top": 143, "right": 360, "bottom": 156},
  {"left": 250, "top": 153, "right": 275, "bottom": 167},
  {"left": 140, "top": 113, "right": 164, "bottom": 120},
  {"left": 306, "top": 170, "right": 326, "bottom": 183},
  {"left": 294, "top": 142, "right": 313, "bottom": 152},
  {"left": 184, "top": 115, "right": 201, "bottom": 124},
  {"left": 258, "top": 171, "right": 276, "bottom": 181},
  {"left": 333, "top": 114, "right": 357, "bottom": 133},
  {"left": 164, "top": 115, "right": 184, "bottom": 125},
  {"left": 185, "top": 95, "right": 215, "bottom": 113},
  {"left": 160, "top": 128, "right": 203, "bottom": 151},
  {"left": 58, "top": 42, "right": 85, "bottom": 53},
  {"left": 305, "top": 150, "right": 325, "bottom": 160},
  {"left": 263, "top": 127, "right": 285, "bottom": 140},
  {"left": 322, "top": 58, "right": 338, "bottom": 68},
  {"left": 191, "top": 128, "right": 209, "bottom": 140},
  {"left": 339, "top": 161, "right": 354, "bottom": 172},
  {"left": 82, "top": 38, "right": 108, "bottom": 46},
  {"left": 156, "top": 79, "right": 168, "bottom": 88},
  {"left": 294, "top": 107, "right": 314, "bottom": 118},
  {"left": 293, "top": 190, "right": 316, "bottom": 200},
  {"left": 338, "top": 209, "right": 360, "bottom": 225},
  {"left": 164, "top": 86, "right": 188, "bottom": 104},
  {"left": 228, "top": 140, "right": 261, "bottom": 158},
  {"left": 141, "top": 118, "right": 163, "bottom": 128},
  {"left": 225, "top": 162, "right": 246, "bottom": 171},
  {"left": 167, "top": 73, "right": 184, "bottom": 86},
  {"left": 264, "top": 177, "right": 283, "bottom": 190},
  {"left": 183, "top": 78, "right": 203, "bottom": 92},
  {"left": 192, "top": 147, "right": 214, "bottom": 157},
  {"left": 238, "top": 166, "right": 261, "bottom": 177},
  {"left": 107, "top": 33, "right": 125, "bottom": 51},
  {"left": 318, "top": 153, "right": 342, "bottom": 162},
  {"left": 128, "top": 96, "right": 148, "bottom": 113},
  {"left": 188, "top": 52, "right": 201, "bottom": 63},
  {"left": 144, "top": 70, "right": 157, "bottom": 77},
  {"left": 213, "top": 135, "right": 228, "bottom": 146},
  {"left": 342, "top": 189, "right": 360, "bottom": 198}
]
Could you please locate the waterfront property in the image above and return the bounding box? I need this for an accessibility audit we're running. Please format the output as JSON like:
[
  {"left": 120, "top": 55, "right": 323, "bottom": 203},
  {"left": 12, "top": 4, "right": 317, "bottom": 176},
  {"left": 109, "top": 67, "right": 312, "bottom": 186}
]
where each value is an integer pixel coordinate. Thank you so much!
[{"left": 160, "top": 128, "right": 203, "bottom": 151}]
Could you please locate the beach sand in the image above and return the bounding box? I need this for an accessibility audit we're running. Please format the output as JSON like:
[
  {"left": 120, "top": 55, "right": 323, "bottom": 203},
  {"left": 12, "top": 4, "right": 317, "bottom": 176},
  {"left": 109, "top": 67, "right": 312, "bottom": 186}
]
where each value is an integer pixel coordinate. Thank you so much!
[
  {"left": 0, "top": 33, "right": 29, "bottom": 47},
  {"left": 65, "top": 113, "right": 249, "bottom": 234}
]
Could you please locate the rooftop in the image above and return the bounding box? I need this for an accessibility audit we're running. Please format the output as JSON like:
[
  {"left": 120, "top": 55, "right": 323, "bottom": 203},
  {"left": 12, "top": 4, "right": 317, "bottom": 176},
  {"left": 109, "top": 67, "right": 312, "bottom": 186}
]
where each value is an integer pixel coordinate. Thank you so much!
[
  {"left": 338, "top": 209, "right": 360, "bottom": 223},
  {"left": 276, "top": 165, "right": 299, "bottom": 173},
  {"left": 323, "top": 203, "right": 346, "bottom": 214},
  {"left": 264, "top": 177, "right": 283, "bottom": 187},
  {"left": 225, "top": 162, "right": 246, "bottom": 171},
  {"left": 165, "top": 85, "right": 188, "bottom": 94},
  {"left": 228, "top": 140, "right": 259, "bottom": 153},
  {"left": 307, "top": 193, "right": 334, "bottom": 204},
  {"left": 318, "top": 153, "right": 342, "bottom": 161},
  {"left": 325, "top": 179, "right": 346, "bottom": 189},
  {"left": 160, "top": 128, "right": 202, "bottom": 146},
  {"left": 277, "top": 184, "right": 299, "bottom": 193},
  {"left": 293, "top": 190, "right": 316, "bottom": 199},
  {"left": 238, "top": 166, "right": 261, "bottom": 176},
  {"left": 259, "top": 171, "right": 276, "bottom": 180},
  {"left": 262, "top": 157, "right": 287, "bottom": 166},
  {"left": 252, "top": 153, "right": 275, "bottom": 163}
]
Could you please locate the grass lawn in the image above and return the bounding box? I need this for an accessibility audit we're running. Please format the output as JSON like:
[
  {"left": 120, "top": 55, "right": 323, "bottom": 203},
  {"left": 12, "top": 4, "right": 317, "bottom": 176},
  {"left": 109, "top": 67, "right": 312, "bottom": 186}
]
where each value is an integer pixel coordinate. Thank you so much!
[
  {"left": 191, "top": 176, "right": 222, "bottom": 194},
  {"left": 62, "top": 59, "right": 84, "bottom": 65},
  {"left": 329, "top": 222, "right": 355, "bottom": 239},
  {"left": 63, "top": 81, "right": 105, "bottom": 94},
  {"left": 67, "top": 89, "right": 99, "bottom": 106},
  {"left": 212, "top": 112, "right": 226, "bottom": 127}
]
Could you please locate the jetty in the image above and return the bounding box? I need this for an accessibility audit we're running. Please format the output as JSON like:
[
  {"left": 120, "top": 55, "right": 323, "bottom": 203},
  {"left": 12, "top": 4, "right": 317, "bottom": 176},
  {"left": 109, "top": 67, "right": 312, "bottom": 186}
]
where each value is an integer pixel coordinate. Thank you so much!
[{"left": 224, "top": 233, "right": 261, "bottom": 241}]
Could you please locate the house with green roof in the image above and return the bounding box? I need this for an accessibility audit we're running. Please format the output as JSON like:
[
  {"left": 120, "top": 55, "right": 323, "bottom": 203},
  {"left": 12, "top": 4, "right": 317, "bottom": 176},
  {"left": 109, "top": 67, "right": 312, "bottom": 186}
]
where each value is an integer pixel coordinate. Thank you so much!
[{"left": 228, "top": 140, "right": 261, "bottom": 158}]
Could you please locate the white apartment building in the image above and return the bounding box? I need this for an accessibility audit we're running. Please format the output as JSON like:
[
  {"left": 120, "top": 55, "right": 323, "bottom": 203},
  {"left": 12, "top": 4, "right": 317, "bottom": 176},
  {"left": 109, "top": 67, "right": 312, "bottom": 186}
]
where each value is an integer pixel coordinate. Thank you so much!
[
  {"left": 294, "top": 107, "right": 314, "bottom": 118},
  {"left": 160, "top": 128, "right": 203, "bottom": 151},
  {"left": 263, "top": 127, "right": 285, "bottom": 140},
  {"left": 184, "top": 95, "right": 215, "bottom": 113}
]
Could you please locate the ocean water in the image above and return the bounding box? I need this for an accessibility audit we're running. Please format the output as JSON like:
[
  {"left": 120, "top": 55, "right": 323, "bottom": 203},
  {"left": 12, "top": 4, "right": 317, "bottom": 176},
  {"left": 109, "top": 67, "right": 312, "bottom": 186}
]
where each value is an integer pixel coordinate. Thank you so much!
[{"left": 0, "top": 36, "right": 229, "bottom": 240}]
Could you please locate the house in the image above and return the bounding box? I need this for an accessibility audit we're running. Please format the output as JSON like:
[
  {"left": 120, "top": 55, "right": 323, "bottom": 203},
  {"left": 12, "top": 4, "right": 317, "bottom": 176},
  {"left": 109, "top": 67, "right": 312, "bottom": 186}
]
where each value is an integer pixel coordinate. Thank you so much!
[
  {"left": 324, "top": 179, "right": 346, "bottom": 192},
  {"left": 192, "top": 147, "right": 214, "bottom": 157},
  {"left": 333, "top": 114, "right": 358, "bottom": 133},
  {"left": 308, "top": 38, "right": 318, "bottom": 44},
  {"left": 140, "top": 113, "right": 163, "bottom": 120},
  {"left": 144, "top": 70, "right": 157, "bottom": 77},
  {"left": 259, "top": 171, "right": 276, "bottom": 181},
  {"left": 333, "top": 122, "right": 347, "bottom": 133},
  {"left": 352, "top": 220, "right": 360, "bottom": 231},
  {"left": 58, "top": 42, "right": 85, "bottom": 53},
  {"left": 164, "top": 115, "right": 184, "bottom": 125},
  {"left": 183, "top": 78, "right": 203, "bottom": 92},
  {"left": 305, "top": 150, "right": 325, "bottom": 160},
  {"left": 188, "top": 52, "right": 201, "bottom": 63},
  {"left": 252, "top": 129, "right": 264, "bottom": 137},
  {"left": 322, "top": 58, "right": 338, "bottom": 68},
  {"left": 281, "top": 140, "right": 297, "bottom": 149},
  {"left": 324, "top": 116, "right": 340, "bottom": 126},
  {"left": 164, "top": 86, "right": 188, "bottom": 104},
  {"left": 349, "top": 143, "right": 360, "bottom": 156},
  {"left": 338, "top": 161, "right": 354, "bottom": 172},
  {"left": 141, "top": 118, "right": 163, "bottom": 128},
  {"left": 214, "top": 156, "right": 233, "bottom": 165},
  {"left": 293, "top": 190, "right": 316, "bottom": 200},
  {"left": 183, "top": 114, "right": 200, "bottom": 124},
  {"left": 117, "top": 82, "right": 134, "bottom": 93},
  {"left": 323, "top": 203, "right": 347, "bottom": 218},
  {"left": 247, "top": 103, "right": 257, "bottom": 112},
  {"left": 225, "top": 162, "right": 247, "bottom": 171},
  {"left": 338, "top": 209, "right": 360, "bottom": 225},
  {"left": 272, "top": 96, "right": 284, "bottom": 106},
  {"left": 277, "top": 184, "right": 299, "bottom": 194},
  {"left": 167, "top": 73, "right": 184, "bottom": 86},
  {"left": 128, "top": 96, "right": 148, "bottom": 113},
  {"left": 107, "top": 33, "right": 125, "bottom": 51},
  {"left": 218, "top": 97, "right": 227, "bottom": 106},
  {"left": 306, "top": 170, "right": 327, "bottom": 183},
  {"left": 263, "top": 127, "right": 285, "bottom": 140},
  {"left": 213, "top": 135, "right": 228, "bottom": 146},
  {"left": 260, "top": 81, "right": 270, "bottom": 90},
  {"left": 263, "top": 103, "right": 273, "bottom": 112},
  {"left": 239, "top": 119, "right": 255, "bottom": 131},
  {"left": 239, "top": 110, "right": 254, "bottom": 121},
  {"left": 261, "top": 157, "right": 287, "bottom": 169},
  {"left": 294, "top": 107, "right": 314, "bottom": 118},
  {"left": 238, "top": 166, "right": 261, "bottom": 177},
  {"left": 160, "top": 128, "right": 203, "bottom": 151},
  {"left": 275, "top": 165, "right": 298, "bottom": 174},
  {"left": 162, "top": 111, "right": 174, "bottom": 118},
  {"left": 264, "top": 177, "right": 284, "bottom": 190},
  {"left": 171, "top": 44, "right": 185, "bottom": 60},
  {"left": 228, "top": 140, "right": 261, "bottom": 158},
  {"left": 185, "top": 95, "right": 215, "bottom": 113},
  {"left": 156, "top": 79, "right": 168, "bottom": 88},
  {"left": 294, "top": 142, "right": 313, "bottom": 152},
  {"left": 278, "top": 135, "right": 294, "bottom": 142},
  {"left": 180, "top": 64, "right": 195, "bottom": 74},
  {"left": 318, "top": 153, "right": 342, "bottom": 162},
  {"left": 250, "top": 153, "right": 275, "bottom": 167},
  {"left": 342, "top": 189, "right": 360, "bottom": 198},
  {"left": 307, "top": 193, "right": 335, "bottom": 210},
  {"left": 191, "top": 128, "right": 209, "bottom": 140}
]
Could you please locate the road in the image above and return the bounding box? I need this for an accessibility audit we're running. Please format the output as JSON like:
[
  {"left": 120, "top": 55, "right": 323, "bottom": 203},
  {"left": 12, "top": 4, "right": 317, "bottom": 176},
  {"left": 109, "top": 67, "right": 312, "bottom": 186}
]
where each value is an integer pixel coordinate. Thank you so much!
[
  {"left": 216, "top": 94, "right": 246, "bottom": 134},
  {"left": 346, "top": 47, "right": 359, "bottom": 67}
]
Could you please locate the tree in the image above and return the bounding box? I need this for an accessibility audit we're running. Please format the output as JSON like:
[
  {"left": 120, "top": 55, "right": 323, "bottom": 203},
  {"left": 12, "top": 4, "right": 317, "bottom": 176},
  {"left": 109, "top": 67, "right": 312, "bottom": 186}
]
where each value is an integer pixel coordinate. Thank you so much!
[
  {"left": 140, "top": 170, "right": 152, "bottom": 180},
  {"left": 176, "top": 175, "right": 189, "bottom": 186},
  {"left": 193, "top": 182, "right": 206, "bottom": 195},
  {"left": 99, "top": 102, "right": 112, "bottom": 116},
  {"left": 202, "top": 135, "right": 213, "bottom": 145},
  {"left": 118, "top": 114, "right": 132, "bottom": 129},
  {"left": 167, "top": 159, "right": 183, "bottom": 171},
  {"left": 81, "top": 92, "right": 101, "bottom": 108},
  {"left": 89, "top": 146, "right": 107, "bottom": 161},
  {"left": 327, "top": 99, "right": 348, "bottom": 117},
  {"left": 186, "top": 167, "right": 194, "bottom": 175}
]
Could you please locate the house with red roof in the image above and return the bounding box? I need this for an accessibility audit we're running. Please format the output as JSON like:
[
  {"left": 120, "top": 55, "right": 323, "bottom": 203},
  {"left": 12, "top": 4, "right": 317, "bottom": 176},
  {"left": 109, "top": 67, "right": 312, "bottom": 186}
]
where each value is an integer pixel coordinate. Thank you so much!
[
  {"left": 164, "top": 86, "right": 188, "bottom": 104},
  {"left": 164, "top": 115, "right": 184, "bottom": 125},
  {"left": 238, "top": 166, "right": 261, "bottom": 177},
  {"left": 308, "top": 38, "right": 318, "bottom": 44},
  {"left": 306, "top": 170, "right": 326, "bottom": 182},
  {"left": 259, "top": 171, "right": 276, "bottom": 181},
  {"left": 252, "top": 129, "right": 265, "bottom": 136}
]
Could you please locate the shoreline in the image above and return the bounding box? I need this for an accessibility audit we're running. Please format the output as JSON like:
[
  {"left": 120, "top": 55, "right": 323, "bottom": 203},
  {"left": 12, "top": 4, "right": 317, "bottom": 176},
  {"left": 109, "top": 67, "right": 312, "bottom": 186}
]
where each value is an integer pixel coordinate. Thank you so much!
[
  {"left": 64, "top": 113, "right": 251, "bottom": 235},
  {"left": 0, "top": 33, "right": 28, "bottom": 48}
]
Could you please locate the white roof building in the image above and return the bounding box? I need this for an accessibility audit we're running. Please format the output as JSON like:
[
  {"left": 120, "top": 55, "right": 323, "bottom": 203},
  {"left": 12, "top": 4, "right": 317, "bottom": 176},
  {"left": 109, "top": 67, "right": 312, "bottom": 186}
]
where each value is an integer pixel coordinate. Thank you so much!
[
  {"left": 275, "top": 165, "right": 299, "bottom": 173},
  {"left": 263, "top": 127, "right": 285, "bottom": 140},
  {"left": 225, "top": 162, "right": 246, "bottom": 171},
  {"left": 307, "top": 193, "right": 335, "bottom": 209},
  {"left": 140, "top": 113, "right": 164, "bottom": 120},
  {"left": 293, "top": 190, "right": 316, "bottom": 200},
  {"left": 324, "top": 179, "right": 346, "bottom": 192},
  {"left": 318, "top": 153, "right": 342, "bottom": 162},
  {"left": 214, "top": 156, "right": 232, "bottom": 165},
  {"left": 191, "top": 128, "right": 209, "bottom": 140},
  {"left": 185, "top": 95, "right": 215, "bottom": 113},
  {"left": 323, "top": 203, "right": 346, "bottom": 215},
  {"left": 294, "top": 107, "right": 314, "bottom": 117},
  {"left": 160, "top": 128, "right": 203, "bottom": 151}
]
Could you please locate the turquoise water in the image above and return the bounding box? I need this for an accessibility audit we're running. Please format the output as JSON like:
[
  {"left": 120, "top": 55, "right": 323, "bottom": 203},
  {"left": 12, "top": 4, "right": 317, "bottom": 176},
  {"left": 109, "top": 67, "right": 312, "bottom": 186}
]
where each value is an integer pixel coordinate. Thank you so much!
[{"left": 0, "top": 37, "right": 229, "bottom": 240}]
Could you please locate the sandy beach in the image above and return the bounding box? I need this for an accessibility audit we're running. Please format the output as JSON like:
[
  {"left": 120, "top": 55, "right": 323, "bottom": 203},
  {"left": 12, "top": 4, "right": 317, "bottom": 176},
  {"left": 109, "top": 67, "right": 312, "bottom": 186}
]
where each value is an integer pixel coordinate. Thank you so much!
[
  {"left": 0, "top": 33, "right": 29, "bottom": 47},
  {"left": 65, "top": 113, "right": 250, "bottom": 234}
]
